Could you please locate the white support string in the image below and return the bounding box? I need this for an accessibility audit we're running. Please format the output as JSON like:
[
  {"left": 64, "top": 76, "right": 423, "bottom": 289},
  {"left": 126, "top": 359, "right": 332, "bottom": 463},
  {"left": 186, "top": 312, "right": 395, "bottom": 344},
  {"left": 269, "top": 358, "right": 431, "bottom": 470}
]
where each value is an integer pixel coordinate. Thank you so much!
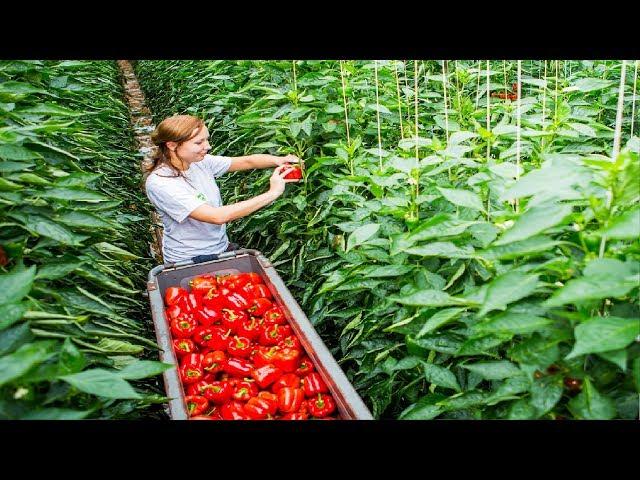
[
  {"left": 339, "top": 60, "right": 351, "bottom": 146},
  {"left": 374, "top": 60, "right": 383, "bottom": 169},
  {"left": 442, "top": 60, "right": 450, "bottom": 143},
  {"left": 516, "top": 60, "right": 522, "bottom": 213},
  {"left": 486, "top": 60, "right": 491, "bottom": 161},
  {"left": 475, "top": 60, "right": 482, "bottom": 110},
  {"left": 414, "top": 60, "right": 420, "bottom": 161},
  {"left": 393, "top": 61, "right": 405, "bottom": 139},
  {"left": 631, "top": 60, "right": 638, "bottom": 138},
  {"left": 599, "top": 60, "right": 628, "bottom": 258}
]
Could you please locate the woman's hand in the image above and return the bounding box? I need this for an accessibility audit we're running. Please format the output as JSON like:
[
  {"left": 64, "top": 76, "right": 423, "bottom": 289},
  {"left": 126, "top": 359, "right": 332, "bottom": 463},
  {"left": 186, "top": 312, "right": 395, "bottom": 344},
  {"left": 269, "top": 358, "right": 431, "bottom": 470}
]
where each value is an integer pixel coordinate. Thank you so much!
[
  {"left": 275, "top": 154, "right": 304, "bottom": 168},
  {"left": 269, "top": 164, "right": 300, "bottom": 198}
]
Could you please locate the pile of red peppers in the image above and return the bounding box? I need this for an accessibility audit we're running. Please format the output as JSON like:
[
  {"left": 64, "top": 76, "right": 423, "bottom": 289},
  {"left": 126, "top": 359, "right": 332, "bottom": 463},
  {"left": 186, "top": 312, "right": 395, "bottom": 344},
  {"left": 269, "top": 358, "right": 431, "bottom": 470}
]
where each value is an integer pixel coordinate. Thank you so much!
[{"left": 164, "top": 271, "right": 339, "bottom": 420}]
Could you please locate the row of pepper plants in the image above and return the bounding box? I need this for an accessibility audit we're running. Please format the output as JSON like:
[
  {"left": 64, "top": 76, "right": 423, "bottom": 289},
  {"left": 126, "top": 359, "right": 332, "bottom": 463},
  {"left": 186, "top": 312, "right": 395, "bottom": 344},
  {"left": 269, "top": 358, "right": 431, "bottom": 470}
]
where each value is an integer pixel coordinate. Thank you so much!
[
  {"left": 0, "top": 60, "right": 172, "bottom": 419},
  {"left": 135, "top": 60, "right": 639, "bottom": 419}
]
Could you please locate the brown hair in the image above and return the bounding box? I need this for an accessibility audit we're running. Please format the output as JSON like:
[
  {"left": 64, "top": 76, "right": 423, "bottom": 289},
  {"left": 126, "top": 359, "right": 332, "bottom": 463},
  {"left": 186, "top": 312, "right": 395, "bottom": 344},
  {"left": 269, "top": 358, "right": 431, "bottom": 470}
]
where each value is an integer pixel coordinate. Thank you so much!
[{"left": 142, "top": 114, "right": 205, "bottom": 182}]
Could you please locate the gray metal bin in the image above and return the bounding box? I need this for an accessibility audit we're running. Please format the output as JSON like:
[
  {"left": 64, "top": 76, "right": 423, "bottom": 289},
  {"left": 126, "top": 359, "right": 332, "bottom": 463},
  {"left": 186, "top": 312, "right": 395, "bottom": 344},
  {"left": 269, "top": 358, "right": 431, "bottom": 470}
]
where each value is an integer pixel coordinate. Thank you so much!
[{"left": 147, "top": 248, "right": 373, "bottom": 420}]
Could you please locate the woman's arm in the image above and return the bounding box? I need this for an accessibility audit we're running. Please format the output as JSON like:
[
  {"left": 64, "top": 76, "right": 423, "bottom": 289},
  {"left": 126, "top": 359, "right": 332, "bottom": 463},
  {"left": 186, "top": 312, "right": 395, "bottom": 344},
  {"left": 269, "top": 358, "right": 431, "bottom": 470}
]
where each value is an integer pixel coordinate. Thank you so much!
[
  {"left": 228, "top": 153, "right": 301, "bottom": 172},
  {"left": 189, "top": 164, "right": 298, "bottom": 224}
]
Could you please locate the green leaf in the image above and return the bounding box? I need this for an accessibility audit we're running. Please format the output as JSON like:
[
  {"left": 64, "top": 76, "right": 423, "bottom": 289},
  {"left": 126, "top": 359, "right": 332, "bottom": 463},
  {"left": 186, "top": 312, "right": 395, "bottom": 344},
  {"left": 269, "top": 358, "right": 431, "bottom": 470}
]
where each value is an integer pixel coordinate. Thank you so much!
[
  {"left": 474, "top": 311, "right": 553, "bottom": 335},
  {"left": 573, "top": 78, "right": 614, "bottom": 92},
  {"left": 0, "top": 144, "right": 43, "bottom": 160},
  {"left": 0, "top": 322, "right": 34, "bottom": 356},
  {"left": 568, "top": 122, "right": 597, "bottom": 138},
  {"left": 35, "top": 260, "right": 84, "bottom": 280},
  {"left": 530, "top": 375, "right": 563, "bottom": 416},
  {"left": 92, "top": 242, "right": 140, "bottom": 260},
  {"left": 0, "top": 177, "right": 21, "bottom": 190},
  {"left": 405, "top": 241, "right": 475, "bottom": 258},
  {"left": 20, "top": 408, "right": 92, "bottom": 420},
  {"left": 18, "top": 102, "right": 81, "bottom": 117},
  {"left": 361, "top": 264, "right": 414, "bottom": 278},
  {"left": 494, "top": 203, "right": 573, "bottom": 245},
  {"left": 0, "top": 265, "right": 36, "bottom": 306},
  {"left": 567, "top": 378, "right": 617, "bottom": 419},
  {"left": 477, "top": 271, "right": 539, "bottom": 317},
  {"left": 346, "top": 223, "right": 380, "bottom": 252},
  {"left": 598, "top": 207, "right": 640, "bottom": 240},
  {"left": 546, "top": 260, "right": 638, "bottom": 307},
  {"left": 437, "top": 187, "right": 485, "bottom": 212},
  {"left": 456, "top": 334, "right": 512, "bottom": 356},
  {"left": 390, "top": 289, "right": 470, "bottom": 307},
  {"left": 399, "top": 393, "right": 446, "bottom": 420},
  {"left": 95, "top": 338, "right": 144, "bottom": 354},
  {"left": 417, "top": 307, "right": 466, "bottom": 338},
  {"left": 597, "top": 349, "right": 627, "bottom": 371},
  {"left": 0, "top": 340, "right": 57, "bottom": 386},
  {"left": 40, "top": 187, "right": 111, "bottom": 203},
  {"left": 0, "top": 303, "right": 27, "bottom": 331},
  {"left": 117, "top": 360, "right": 173, "bottom": 380},
  {"left": 422, "top": 362, "right": 461, "bottom": 392},
  {"left": 407, "top": 333, "right": 464, "bottom": 356},
  {"left": 438, "top": 392, "right": 492, "bottom": 411},
  {"left": 60, "top": 369, "right": 141, "bottom": 399},
  {"left": 0, "top": 160, "right": 36, "bottom": 173},
  {"left": 565, "top": 316, "right": 639, "bottom": 359},
  {"left": 480, "top": 236, "right": 560, "bottom": 260},
  {"left": 507, "top": 333, "right": 562, "bottom": 368},
  {"left": 55, "top": 211, "right": 115, "bottom": 230},
  {"left": 462, "top": 361, "right": 522, "bottom": 380},
  {"left": 391, "top": 214, "right": 479, "bottom": 254},
  {"left": 54, "top": 172, "right": 101, "bottom": 187},
  {"left": 507, "top": 399, "right": 538, "bottom": 419},
  {"left": 58, "top": 338, "right": 86, "bottom": 375}
]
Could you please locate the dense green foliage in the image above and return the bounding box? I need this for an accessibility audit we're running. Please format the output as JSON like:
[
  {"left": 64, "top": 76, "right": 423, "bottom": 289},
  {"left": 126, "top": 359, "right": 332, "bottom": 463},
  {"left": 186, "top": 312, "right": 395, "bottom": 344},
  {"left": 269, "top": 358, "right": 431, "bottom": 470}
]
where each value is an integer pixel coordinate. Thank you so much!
[
  {"left": 0, "top": 60, "right": 170, "bottom": 419},
  {"left": 137, "top": 60, "right": 639, "bottom": 419}
]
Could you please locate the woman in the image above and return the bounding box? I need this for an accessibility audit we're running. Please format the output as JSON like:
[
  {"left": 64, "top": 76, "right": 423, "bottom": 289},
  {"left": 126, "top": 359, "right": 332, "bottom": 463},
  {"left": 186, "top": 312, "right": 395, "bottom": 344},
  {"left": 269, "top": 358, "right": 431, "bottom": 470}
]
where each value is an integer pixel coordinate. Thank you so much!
[{"left": 144, "top": 115, "right": 302, "bottom": 263}]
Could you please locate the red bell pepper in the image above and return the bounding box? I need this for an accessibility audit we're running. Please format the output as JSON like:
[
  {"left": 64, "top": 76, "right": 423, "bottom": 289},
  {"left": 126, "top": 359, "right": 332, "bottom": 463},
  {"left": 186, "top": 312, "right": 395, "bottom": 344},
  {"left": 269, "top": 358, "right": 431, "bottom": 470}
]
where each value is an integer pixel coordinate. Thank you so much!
[
  {"left": 190, "top": 415, "right": 217, "bottom": 420},
  {"left": 295, "top": 356, "right": 315, "bottom": 377},
  {"left": 243, "top": 272, "right": 262, "bottom": 285},
  {"left": 180, "top": 363, "right": 204, "bottom": 384},
  {"left": 236, "top": 317, "right": 261, "bottom": 341},
  {"left": 170, "top": 316, "right": 198, "bottom": 339},
  {"left": 173, "top": 338, "right": 198, "bottom": 358},
  {"left": 223, "top": 291, "right": 251, "bottom": 311},
  {"left": 253, "top": 346, "right": 281, "bottom": 368},
  {"left": 272, "top": 347, "right": 301, "bottom": 373},
  {"left": 281, "top": 412, "right": 308, "bottom": 420},
  {"left": 180, "top": 353, "right": 203, "bottom": 369},
  {"left": 227, "top": 335, "right": 252, "bottom": 358},
  {"left": 220, "top": 400, "right": 251, "bottom": 420},
  {"left": 192, "top": 326, "right": 225, "bottom": 349},
  {"left": 277, "top": 387, "right": 305, "bottom": 413},
  {"left": 244, "top": 396, "right": 273, "bottom": 420},
  {"left": 166, "top": 303, "right": 186, "bottom": 321},
  {"left": 251, "top": 364, "right": 283, "bottom": 389},
  {"left": 248, "top": 297, "right": 273, "bottom": 317},
  {"left": 202, "top": 350, "right": 226, "bottom": 374},
  {"left": 185, "top": 395, "right": 209, "bottom": 416},
  {"left": 259, "top": 324, "right": 288, "bottom": 346},
  {"left": 224, "top": 357, "right": 253, "bottom": 378},
  {"left": 187, "top": 380, "right": 214, "bottom": 397},
  {"left": 204, "top": 380, "right": 233, "bottom": 404},
  {"left": 263, "top": 306, "right": 286, "bottom": 325},
  {"left": 278, "top": 335, "right": 301, "bottom": 350},
  {"left": 232, "top": 380, "right": 259, "bottom": 402},
  {"left": 165, "top": 286, "right": 188, "bottom": 306},
  {"left": 188, "top": 274, "right": 217, "bottom": 296},
  {"left": 204, "top": 326, "right": 232, "bottom": 351},
  {"left": 257, "top": 391, "right": 278, "bottom": 416},
  {"left": 271, "top": 373, "right": 302, "bottom": 394},
  {"left": 252, "top": 284, "right": 272, "bottom": 300},
  {"left": 308, "top": 393, "right": 336, "bottom": 418},
  {"left": 302, "top": 372, "right": 328, "bottom": 397},
  {"left": 193, "top": 305, "right": 222, "bottom": 327},
  {"left": 221, "top": 308, "right": 248, "bottom": 333}
]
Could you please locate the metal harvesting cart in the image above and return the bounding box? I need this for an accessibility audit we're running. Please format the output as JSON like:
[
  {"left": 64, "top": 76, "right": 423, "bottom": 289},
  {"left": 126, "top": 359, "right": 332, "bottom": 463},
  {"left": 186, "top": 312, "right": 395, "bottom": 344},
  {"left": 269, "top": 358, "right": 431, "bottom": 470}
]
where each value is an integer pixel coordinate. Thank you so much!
[{"left": 146, "top": 249, "right": 373, "bottom": 420}]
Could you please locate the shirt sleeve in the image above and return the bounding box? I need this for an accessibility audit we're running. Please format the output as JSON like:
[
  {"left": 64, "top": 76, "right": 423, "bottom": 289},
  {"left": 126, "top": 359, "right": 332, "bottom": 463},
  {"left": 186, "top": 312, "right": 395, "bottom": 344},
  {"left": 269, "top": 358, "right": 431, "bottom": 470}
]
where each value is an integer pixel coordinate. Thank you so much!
[
  {"left": 201, "top": 154, "right": 232, "bottom": 178},
  {"left": 145, "top": 174, "right": 207, "bottom": 223}
]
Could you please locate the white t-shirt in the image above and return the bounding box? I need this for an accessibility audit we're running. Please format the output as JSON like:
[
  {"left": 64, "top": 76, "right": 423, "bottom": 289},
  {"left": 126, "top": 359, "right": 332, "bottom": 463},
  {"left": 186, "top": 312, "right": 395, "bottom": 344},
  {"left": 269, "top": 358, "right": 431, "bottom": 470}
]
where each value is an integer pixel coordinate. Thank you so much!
[{"left": 145, "top": 154, "right": 233, "bottom": 263}]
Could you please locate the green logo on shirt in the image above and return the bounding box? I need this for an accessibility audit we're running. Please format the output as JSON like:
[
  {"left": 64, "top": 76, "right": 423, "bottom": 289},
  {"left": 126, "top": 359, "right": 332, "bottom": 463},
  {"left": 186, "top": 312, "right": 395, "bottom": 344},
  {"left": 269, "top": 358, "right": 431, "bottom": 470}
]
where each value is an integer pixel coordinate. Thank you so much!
[{"left": 196, "top": 192, "right": 207, "bottom": 202}]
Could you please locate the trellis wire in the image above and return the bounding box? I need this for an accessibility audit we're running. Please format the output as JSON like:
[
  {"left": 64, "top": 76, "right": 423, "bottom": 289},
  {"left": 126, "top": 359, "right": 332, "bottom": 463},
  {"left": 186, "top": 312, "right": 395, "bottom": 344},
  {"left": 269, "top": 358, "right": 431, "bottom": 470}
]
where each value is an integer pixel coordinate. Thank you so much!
[
  {"left": 374, "top": 60, "right": 383, "bottom": 169},
  {"left": 393, "top": 60, "right": 405, "bottom": 139},
  {"left": 339, "top": 60, "right": 351, "bottom": 146},
  {"left": 599, "top": 60, "right": 628, "bottom": 258}
]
